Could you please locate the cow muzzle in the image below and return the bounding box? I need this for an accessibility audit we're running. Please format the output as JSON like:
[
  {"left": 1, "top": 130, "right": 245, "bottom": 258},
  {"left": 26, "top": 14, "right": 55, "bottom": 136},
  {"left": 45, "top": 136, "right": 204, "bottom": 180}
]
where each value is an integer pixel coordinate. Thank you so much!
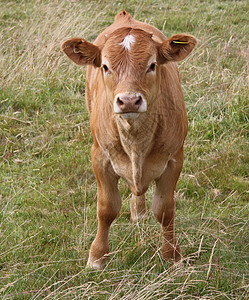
[{"left": 114, "top": 93, "right": 147, "bottom": 119}]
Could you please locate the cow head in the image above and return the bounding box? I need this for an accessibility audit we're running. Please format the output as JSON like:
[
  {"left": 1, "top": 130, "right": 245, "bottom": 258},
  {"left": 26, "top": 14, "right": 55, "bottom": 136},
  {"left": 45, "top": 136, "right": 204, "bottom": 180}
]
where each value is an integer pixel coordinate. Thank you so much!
[{"left": 62, "top": 28, "right": 196, "bottom": 119}]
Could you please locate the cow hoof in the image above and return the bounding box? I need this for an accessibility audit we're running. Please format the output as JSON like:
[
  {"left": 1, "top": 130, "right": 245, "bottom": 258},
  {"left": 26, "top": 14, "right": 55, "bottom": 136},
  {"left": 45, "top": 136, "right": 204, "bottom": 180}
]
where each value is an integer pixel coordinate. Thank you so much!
[
  {"left": 162, "top": 243, "right": 182, "bottom": 262},
  {"left": 130, "top": 212, "right": 146, "bottom": 223},
  {"left": 86, "top": 254, "right": 106, "bottom": 269}
]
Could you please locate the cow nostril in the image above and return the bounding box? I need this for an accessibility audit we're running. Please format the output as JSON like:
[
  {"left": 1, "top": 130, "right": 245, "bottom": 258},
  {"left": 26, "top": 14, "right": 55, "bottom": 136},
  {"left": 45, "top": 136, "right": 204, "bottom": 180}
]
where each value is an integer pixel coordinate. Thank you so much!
[
  {"left": 117, "top": 97, "right": 124, "bottom": 106},
  {"left": 135, "top": 96, "right": 142, "bottom": 106}
]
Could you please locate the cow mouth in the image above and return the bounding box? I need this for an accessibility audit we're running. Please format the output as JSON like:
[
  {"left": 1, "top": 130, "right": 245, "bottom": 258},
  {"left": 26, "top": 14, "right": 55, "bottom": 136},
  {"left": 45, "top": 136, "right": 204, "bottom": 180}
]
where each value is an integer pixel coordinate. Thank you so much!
[{"left": 117, "top": 112, "right": 140, "bottom": 120}]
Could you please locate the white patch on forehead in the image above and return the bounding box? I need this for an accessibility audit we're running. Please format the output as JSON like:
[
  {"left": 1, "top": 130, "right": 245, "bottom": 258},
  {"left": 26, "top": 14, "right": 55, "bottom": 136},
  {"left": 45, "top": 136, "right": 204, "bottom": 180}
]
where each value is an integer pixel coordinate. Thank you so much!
[{"left": 119, "top": 34, "right": 135, "bottom": 51}]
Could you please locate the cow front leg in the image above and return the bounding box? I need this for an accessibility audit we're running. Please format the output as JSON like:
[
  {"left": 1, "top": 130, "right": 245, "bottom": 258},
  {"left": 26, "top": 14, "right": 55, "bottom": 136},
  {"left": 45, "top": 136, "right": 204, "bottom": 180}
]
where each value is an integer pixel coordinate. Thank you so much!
[
  {"left": 152, "top": 148, "right": 184, "bottom": 262},
  {"left": 87, "top": 146, "right": 121, "bottom": 269},
  {"left": 130, "top": 194, "right": 146, "bottom": 222}
]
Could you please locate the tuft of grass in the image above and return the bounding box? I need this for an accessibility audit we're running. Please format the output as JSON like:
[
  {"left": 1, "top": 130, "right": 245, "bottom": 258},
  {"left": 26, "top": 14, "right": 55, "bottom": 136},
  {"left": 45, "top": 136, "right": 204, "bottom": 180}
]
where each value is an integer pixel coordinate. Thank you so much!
[{"left": 0, "top": 0, "right": 248, "bottom": 299}]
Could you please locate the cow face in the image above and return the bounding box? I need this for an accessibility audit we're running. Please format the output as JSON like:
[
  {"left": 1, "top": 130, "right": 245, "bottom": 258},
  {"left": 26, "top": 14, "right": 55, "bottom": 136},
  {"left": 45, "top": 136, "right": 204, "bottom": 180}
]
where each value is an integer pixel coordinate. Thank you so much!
[
  {"left": 62, "top": 28, "right": 196, "bottom": 119},
  {"left": 101, "top": 28, "right": 160, "bottom": 119},
  {"left": 100, "top": 28, "right": 160, "bottom": 120}
]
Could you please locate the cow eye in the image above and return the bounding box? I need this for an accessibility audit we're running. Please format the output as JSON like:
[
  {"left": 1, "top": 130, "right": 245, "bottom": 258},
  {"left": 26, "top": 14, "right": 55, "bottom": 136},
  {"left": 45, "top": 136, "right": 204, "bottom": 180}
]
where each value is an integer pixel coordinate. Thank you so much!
[
  {"left": 102, "top": 64, "right": 111, "bottom": 74},
  {"left": 147, "top": 62, "right": 156, "bottom": 73}
]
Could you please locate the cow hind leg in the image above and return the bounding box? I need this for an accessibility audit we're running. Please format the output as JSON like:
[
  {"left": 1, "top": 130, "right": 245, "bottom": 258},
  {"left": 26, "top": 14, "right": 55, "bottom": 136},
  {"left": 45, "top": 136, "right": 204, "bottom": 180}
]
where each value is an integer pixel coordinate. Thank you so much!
[
  {"left": 130, "top": 194, "right": 146, "bottom": 223},
  {"left": 152, "top": 149, "right": 184, "bottom": 263}
]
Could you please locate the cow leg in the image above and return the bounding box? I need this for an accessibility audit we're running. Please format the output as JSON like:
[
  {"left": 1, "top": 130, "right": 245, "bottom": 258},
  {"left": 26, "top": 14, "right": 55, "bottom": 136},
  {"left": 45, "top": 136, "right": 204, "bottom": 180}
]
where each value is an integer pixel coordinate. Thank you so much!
[
  {"left": 130, "top": 194, "right": 146, "bottom": 222},
  {"left": 152, "top": 148, "right": 183, "bottom": 262},
  {"left": 87, "top": 146, "right": 121, "bottom": 269}
]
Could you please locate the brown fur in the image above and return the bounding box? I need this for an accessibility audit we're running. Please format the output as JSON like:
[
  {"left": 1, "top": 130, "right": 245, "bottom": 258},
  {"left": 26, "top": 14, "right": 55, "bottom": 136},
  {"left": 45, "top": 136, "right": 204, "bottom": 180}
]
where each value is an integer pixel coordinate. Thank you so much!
[{"left": 61, "top": 10, "right": 197, "bottom": 269}]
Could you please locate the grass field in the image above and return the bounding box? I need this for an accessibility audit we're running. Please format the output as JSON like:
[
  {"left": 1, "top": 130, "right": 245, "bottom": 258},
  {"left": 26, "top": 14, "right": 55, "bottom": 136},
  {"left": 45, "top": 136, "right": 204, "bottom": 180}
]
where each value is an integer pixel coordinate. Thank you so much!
[{"left": 0, "top": 0, "right": 248, "bottom": 298}]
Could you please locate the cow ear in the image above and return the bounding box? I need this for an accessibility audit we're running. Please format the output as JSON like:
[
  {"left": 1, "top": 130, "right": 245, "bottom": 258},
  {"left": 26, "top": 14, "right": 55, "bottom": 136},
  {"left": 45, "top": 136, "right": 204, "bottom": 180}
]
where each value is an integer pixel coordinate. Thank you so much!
[
  {"left": 61, "top": 38, "right": 101, "bottom": 67},
  {"left": 158, "top": 34, "right": 197, "bottom": 64}
]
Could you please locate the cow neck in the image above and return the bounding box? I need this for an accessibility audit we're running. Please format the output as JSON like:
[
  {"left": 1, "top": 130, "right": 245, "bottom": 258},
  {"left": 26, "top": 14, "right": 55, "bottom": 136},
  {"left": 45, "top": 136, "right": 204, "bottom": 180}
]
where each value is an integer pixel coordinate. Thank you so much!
[
  {"left": 115, "top": 110, "right": 158, "bottom": 149},
  {"left": 114, "top": 109, "right": 158, "bottom": 193}
]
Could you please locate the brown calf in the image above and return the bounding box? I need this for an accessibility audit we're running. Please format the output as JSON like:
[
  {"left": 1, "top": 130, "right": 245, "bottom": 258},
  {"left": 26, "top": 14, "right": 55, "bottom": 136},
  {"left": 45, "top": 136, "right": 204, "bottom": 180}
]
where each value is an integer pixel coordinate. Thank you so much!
[{"left": 62, "top": 10, "right": 197, "bottom": 269}]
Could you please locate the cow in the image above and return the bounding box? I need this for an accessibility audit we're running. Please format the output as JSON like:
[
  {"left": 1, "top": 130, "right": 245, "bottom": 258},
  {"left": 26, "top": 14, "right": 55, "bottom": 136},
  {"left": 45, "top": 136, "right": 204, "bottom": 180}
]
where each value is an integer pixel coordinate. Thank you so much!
[{"left": 62, "top": 10, "right": 197, "bottom": 269}]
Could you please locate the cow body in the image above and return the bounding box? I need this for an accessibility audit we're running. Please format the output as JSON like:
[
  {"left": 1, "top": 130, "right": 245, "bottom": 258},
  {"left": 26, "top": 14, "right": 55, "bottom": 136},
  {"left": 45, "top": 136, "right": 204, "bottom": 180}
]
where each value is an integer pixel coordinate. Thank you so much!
[{"left": 62, "top": 10, "right": 196, "bottom": 269}]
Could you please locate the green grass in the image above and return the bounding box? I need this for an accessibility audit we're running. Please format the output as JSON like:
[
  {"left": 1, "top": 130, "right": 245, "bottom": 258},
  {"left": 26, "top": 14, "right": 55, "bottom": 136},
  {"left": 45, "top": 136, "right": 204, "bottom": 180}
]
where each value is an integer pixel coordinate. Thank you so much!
[{"left": 0, "top": 0, "right": 248, "bottom": 298}]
